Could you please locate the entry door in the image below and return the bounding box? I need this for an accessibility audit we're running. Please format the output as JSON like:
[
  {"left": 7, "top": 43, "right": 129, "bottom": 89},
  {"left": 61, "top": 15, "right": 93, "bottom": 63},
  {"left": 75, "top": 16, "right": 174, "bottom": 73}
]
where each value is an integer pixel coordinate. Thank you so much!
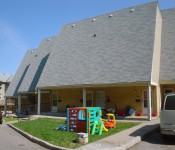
[
  {"left": 142, "top": 91, "right": 148, "bottom": 115},
  {"left": 86, "top": 91, "right": 93, "bottom": 107},
  {"left": 142, "top": 90, "right": 152, "bottom": 115},
  {"left": 51, "top": 93, "right": 58, "bottom": 112},
  {"left": 96, "top": 91, "right": 105, "bottom": 109}
]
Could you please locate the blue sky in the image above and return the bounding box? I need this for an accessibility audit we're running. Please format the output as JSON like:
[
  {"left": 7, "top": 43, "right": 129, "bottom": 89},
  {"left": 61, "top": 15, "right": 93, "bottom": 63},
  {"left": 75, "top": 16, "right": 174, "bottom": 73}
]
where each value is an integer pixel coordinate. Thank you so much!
[{"left": 1, "top": 0, "right": 175, "bottom": 74}]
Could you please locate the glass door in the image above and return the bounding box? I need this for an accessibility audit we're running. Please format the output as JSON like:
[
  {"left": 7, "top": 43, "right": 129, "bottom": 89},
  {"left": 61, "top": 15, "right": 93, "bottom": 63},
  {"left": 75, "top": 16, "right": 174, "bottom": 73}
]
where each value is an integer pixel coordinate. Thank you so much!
[
  {"left": 142, "top": 90, "right": 152, "bottom": 115},
  {"left": 142, "top": 91, "right": 147, "bottom": 115}
]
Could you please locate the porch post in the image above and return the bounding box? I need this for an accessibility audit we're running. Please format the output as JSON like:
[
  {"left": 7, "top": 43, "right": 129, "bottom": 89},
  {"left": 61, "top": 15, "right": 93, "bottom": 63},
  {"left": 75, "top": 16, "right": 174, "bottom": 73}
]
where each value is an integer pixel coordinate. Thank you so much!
[
  {"left": 37, "top": 89, "right": 41, "bottom": 115},
  {"left": 4, "top": 98, "right": 7, "bottom": 116},
  {"left": 147, "top": 85, "right": 152, "bottom": 121},
  {"left": 18, "top": 95, "right": 21, "bottom": 114},
  {"left": 156, "top": 85, "right": 161, "bottom": 116},
  {"left": 83, "top": 88, "right": 86, "bottom": 107}
]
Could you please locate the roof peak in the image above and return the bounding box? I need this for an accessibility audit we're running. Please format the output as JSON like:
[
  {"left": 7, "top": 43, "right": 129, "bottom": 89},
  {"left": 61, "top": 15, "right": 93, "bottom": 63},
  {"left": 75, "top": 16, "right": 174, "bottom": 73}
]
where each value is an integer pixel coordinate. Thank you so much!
[
  {"left": 65, "top": 1, "right": 158, "bottom": 26},
  {"left": 161, "top": 7, "right": 175, "bottom": 12}
]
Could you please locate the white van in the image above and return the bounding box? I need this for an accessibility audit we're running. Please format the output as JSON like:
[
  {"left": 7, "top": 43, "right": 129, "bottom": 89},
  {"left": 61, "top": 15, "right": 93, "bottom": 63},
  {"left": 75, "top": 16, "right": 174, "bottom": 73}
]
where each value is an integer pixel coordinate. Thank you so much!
[{"left": 160, "top": 93, "right": 175, "bottom": 138}]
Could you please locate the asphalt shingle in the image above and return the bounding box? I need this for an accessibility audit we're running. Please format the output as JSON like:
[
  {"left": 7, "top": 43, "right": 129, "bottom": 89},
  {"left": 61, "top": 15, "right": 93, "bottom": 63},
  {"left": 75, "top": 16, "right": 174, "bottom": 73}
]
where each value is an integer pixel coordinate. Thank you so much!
[
  {"left": 6, "top": 2, "right": 159, "bottom": 96},
  {"left": 160, "top": 8, "right": 175, "bottom": 81},
  {"left": 37, "top": 2, "right": 157, "bottom": 88},
  {"left": 5, "top": 50, "right": 35, "bottom": 96},
  {"left": 18, "top": 37, "right": 55, "bottom": 92}
]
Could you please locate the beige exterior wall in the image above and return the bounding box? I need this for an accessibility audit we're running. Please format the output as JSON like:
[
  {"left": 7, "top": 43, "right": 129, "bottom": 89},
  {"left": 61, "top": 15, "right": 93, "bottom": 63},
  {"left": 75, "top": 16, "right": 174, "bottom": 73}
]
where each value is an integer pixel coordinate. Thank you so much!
[
  {"left": 149, "top": 6, "right": 162, "bottom": 117},
  {"left": 48, "top": 86, "right": 158, "bottom": 115},
  {"left": 12, "top": 86, "right": 160, "bottom": 116},
  {"left": 13, "top": 86, "right": 159, "bottom": 115},
  {"left": 151, "top": 6, "right": 162, "bottom": 85},
  {"left": 50, "top": 89, "right": 82, "bottom": 112},
  {"left": 160, "top": 84, "right": 175, "bottom": 102},
  {"left": 155, "top": 85, "right": 161, "bottom": 116},
  {"left": 151, "top": 85, "right": 160, "bottom": 116}
]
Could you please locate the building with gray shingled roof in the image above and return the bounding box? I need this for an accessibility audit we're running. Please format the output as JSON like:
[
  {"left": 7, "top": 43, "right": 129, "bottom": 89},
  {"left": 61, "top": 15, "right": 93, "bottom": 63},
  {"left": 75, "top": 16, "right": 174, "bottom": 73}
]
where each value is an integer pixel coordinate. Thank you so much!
[{"left": 5, "top": 2, "right": 175, "bottom": 120}]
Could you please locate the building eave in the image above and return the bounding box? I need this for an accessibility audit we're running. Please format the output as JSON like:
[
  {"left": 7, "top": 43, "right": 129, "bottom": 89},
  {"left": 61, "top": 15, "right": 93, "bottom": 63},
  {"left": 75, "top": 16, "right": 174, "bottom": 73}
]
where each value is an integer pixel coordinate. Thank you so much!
[{"left": 37, "top": 81, "right": 150, "bottom": 90}]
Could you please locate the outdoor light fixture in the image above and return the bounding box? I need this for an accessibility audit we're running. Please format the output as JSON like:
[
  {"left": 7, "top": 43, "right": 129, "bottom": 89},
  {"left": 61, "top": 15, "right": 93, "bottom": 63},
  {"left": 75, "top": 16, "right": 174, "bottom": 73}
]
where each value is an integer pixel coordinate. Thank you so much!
[
  {"left": 129, "top": 8, "right": 135, "bottom": 12},
  {"left": 109, "top": 14, "right": 113, "bottom": 17},
  {"left": 92, "top": 18, "right": 96, "bottom": 22},
  {"left": 47, "top": 37, "right": 51, "bottom": 41}
]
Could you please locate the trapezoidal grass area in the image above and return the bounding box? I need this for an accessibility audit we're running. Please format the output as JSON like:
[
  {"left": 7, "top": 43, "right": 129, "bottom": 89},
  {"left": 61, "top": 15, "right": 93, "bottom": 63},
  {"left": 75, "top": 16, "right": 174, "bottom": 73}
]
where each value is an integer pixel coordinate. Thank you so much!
[{"left": 13, "top": 118, "right": 139, "bottom": 149}]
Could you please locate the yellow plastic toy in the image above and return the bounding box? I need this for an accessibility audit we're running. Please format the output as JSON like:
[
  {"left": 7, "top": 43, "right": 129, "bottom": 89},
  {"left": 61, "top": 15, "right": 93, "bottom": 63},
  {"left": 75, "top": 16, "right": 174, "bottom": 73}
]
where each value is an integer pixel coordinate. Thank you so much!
[{"left": 104, "top": 113, "right": 116, "bottom": 128}]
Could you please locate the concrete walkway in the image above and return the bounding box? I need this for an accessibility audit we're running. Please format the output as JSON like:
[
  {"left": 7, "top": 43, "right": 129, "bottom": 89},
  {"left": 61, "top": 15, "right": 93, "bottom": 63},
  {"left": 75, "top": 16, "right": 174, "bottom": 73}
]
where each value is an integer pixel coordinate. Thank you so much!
[
  {"left": 77, "top": 118, "right": 160, "bottom": 150},
  {"left": 7, "top": 116, "right": 160, "bottom": 150}
]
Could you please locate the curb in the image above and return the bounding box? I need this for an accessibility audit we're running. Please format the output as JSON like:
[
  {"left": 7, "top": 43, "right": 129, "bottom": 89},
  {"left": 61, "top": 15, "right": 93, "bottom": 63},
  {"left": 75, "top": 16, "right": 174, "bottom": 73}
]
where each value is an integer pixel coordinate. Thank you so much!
[
  {"left": 77, "top": 120, "right": 160, "bottom": 150},
  {"left": 7, "top": 123, "right": 72, "bottom": 150},
  {"left": 125, "top": 124, "right": 160, "bottom": 149}
]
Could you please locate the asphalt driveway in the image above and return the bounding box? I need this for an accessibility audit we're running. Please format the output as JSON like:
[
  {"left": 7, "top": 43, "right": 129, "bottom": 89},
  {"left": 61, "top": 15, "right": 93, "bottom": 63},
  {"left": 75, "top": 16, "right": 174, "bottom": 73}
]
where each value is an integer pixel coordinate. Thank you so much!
[{"left": 0, "top": 123, "right": 47, "bottom": 150}]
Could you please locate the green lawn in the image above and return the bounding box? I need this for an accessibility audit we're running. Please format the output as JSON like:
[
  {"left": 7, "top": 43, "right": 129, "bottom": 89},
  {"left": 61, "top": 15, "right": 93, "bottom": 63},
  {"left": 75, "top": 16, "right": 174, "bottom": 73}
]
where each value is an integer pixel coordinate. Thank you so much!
[
  {"left": 13, "top": 118, "right": 139, "bottom": 149},
  {"left": 3, "top": 117, "right": 18, "bottom": 122}
]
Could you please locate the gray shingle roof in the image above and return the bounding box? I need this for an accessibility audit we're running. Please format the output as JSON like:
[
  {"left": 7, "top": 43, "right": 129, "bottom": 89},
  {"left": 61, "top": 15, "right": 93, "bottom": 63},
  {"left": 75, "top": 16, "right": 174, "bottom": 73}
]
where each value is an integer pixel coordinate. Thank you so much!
[
  {"left": 0, "top": 74, "right": 13, "bottom": 83},
  {"left": 160, "top": 8, "right": 175, "bottom": 81},
  {"left": 37, "top": 2, "right": 157, "bottom": 88},
  {"left": 5, "top": 50, "right": 35, "bottom": 97},
  {"left": 18, "top": 37, "right": 55, "bottom": 93}
]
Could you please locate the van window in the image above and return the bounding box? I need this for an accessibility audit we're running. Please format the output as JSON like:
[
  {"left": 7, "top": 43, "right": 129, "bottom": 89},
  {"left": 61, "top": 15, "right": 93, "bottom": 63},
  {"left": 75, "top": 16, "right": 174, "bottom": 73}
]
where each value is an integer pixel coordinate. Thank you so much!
[{"left": 165, "top": 96, "right": 175, "bottom": 110}]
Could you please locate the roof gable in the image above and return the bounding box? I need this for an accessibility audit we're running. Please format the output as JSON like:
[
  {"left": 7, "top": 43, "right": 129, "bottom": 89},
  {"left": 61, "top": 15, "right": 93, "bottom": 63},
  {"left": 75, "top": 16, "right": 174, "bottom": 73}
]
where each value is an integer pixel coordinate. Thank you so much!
[
  {"left": 37, "top": 2, "right": 158, "bottom": 88},
  {"left": 5, "top": 50, "right": 35, "bottom": 96},
  {"left": 160, "top": 8, "right": 175, "bottom": 81},
  {"left": 18, "top": 37, "right": 55, "bottom": 93}
]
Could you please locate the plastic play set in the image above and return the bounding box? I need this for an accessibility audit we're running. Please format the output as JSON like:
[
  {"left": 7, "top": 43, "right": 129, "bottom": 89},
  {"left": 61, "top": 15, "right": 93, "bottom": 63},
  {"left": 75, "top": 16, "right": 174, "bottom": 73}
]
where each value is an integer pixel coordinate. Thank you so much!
[{"left": 62, "top": 107, "right": 116, "bottom": 135}]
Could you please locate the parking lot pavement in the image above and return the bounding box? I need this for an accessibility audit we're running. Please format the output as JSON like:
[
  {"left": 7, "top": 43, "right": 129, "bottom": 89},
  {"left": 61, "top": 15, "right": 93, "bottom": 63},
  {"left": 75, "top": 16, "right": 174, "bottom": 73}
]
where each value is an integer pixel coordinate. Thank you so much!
[{"left": 129, "top": 128, "right": 175, "bottom": 150}]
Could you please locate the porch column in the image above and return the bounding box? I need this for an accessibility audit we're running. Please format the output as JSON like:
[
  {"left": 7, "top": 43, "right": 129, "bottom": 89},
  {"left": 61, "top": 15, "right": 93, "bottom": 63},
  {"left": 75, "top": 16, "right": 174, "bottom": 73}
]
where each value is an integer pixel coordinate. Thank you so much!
[
  {"left": 18, "top": 95, "right": 21, "bottom": 114},
  {"left": 83, "top": 88, "right": 86, "bottom": 107},
  {"left": 37, "top": 89, "right": 41, "bottom": 115},
  {"left": 147, "top": 85, "right": 152, "bottom": 121},
  {"left": 4, "top": 98, "right": 7, "bottom": 116},
  {"left": 156, "top": 85, "right": 161, "bottom": 116}
]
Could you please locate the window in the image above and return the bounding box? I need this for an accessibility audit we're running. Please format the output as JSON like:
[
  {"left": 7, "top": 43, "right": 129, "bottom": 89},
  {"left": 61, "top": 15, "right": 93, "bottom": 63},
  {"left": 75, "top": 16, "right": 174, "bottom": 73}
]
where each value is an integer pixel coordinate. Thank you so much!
[{"left": 165, "top": 95, "right": 175, "bottom": 110}]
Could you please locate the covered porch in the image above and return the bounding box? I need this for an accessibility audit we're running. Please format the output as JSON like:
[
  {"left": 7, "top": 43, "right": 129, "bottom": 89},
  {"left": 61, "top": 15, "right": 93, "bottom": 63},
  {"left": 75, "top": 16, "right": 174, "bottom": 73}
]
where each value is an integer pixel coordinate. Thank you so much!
[{"left": 31, "top": 82, "right": 161, "bottom": 121}]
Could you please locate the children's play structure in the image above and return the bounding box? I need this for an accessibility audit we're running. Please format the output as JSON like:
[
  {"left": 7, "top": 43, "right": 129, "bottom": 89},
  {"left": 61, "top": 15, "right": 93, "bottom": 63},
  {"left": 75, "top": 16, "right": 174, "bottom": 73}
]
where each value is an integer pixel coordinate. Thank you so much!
[{"left": 66, "top": 107, "right": 116, "bottom": 135}]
